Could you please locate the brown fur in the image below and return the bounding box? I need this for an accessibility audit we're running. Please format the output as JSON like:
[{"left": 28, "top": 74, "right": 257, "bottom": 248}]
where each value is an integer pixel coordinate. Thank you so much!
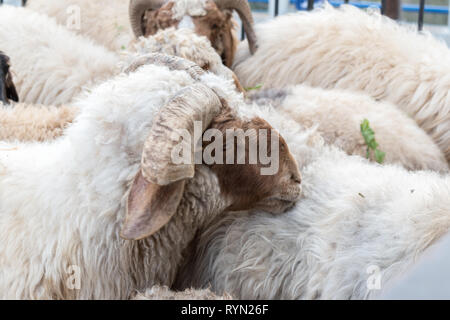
[
  {"left": 142, "top": 0, "right": 238, "bottom": 67},
  {"left": 205, "top": 103, "right": 301, "bottom": 213},
  {"left": 192, "top": 2, "right": 237, "bottom": 67},
  {"left": 143, "top": 2, "right": 179, "bottom": 37}
]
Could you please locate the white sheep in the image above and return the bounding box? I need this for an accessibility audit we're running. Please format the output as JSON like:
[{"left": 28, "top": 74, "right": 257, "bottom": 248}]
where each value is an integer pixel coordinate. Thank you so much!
[
  {"left": 174, "top": 105, "right": 450, "bottom": 299},
  {"left": 0, "top": 54, "right": 301, "bottom": 299},
  {"left": 233, "top": 4, "right": 450, "bottom": 162},
  {"left": 27, "top": 0, "right": 257, "bottom": 67},
  {"left": 250, "top": 86, "right": 448, "bottom": 172},
  {"left": 0, "top": 5, "right": 242, "bottom": 106}
]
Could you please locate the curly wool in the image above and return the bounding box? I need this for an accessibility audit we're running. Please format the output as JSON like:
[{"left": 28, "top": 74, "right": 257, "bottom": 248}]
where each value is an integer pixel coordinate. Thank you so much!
[
  {"left": 122, "top": 27, "right": 236, "bottom": 81},
  {"left": 250, "top": 86, "right": 448, "bottom": 172},
  {"left": 233, "top": 4, "right": 450, "bottom": 162}
]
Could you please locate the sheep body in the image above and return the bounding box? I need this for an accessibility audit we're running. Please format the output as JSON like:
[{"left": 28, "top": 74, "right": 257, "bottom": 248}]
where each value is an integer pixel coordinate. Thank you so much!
[
  {"left": 234, "top": 5, "right": 450, "bottom": 162},
  {"left": 0, "top": 62, "right": 245, "bottom": 299},
  {"left": 0, "top": 56, "right": 300, "bottom": 299},
  {"left": 250, "top": 86, "right": 448, "bottom": 172},
  {"left": 175, "top": 117, "right": 450, "bottom": 299}
]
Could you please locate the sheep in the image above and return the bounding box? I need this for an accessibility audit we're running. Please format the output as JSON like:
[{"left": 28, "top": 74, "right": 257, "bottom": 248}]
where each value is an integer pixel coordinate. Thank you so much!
[
  {"left": 173, "top": 105, "right": 450, "bottom": 299},
  {"left": 0, "top": 5, "right": 243, "bottom": 106},
  {"left": 27, "top": 0, "right": 257, "bottom": 67},
  {"left": 0, "top": 103, "right": 77, "bottom": 142},
  {"left": 0, "top": 51, "right": 18, "bottom": 105},
  {"left": 249, "top": 86, "right": 448, "bottom": 172},
  {"left": 0, "top": 54, "right": 302, "bottom": 299},
  {"left": 0, "top": 5, "right": 120, "bottom": 106},
  {"left": 233, "top": 4, "right": 450, "bottom": 162},
  {"left": 132, "top": 286, "right": 232, "bottom": 300}
]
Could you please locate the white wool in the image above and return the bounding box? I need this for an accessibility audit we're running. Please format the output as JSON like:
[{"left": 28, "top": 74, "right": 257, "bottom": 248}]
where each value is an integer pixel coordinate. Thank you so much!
[
  {"left": 122, "top": 28, "right": 235, "bottom": 81},
  {"left": 27, "top": 0, "right": 132, "bottom": 52},
  {"left": 171, "top": 0, "right": 208, "bottom": 20},
  {"left": 176, "top": 121, "right": 450, "bottom": 299},
  {"left": 0, "top": 5, "right": 120, "bottom": 106},
  {"left": 249, "top": 85, "right": 448, "bottom": 172},
  {"left": 233, "top": 4, "right": 450, "bottom": 162}
]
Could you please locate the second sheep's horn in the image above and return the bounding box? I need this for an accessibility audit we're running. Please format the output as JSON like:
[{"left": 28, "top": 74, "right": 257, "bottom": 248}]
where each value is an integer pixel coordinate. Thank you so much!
[
  {"left": 129, "top": 0, "right": 165, "bottom": 37},
  {"left": 214, "top": 0, "right": 258, "bottom": 54}
]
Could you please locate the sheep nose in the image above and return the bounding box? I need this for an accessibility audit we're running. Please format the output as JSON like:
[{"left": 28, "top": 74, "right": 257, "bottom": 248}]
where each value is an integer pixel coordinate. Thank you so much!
[{"left": 291, "top": 173, "right": 301, "bottom": 184}]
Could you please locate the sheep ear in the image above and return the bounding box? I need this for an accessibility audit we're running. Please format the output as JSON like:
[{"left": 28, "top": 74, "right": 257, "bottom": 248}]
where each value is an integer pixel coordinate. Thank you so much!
[
  {"left": 120, "top": 171, "right": 185, "bottom": 240},
  {"left": 5, "top": 74, "right": 19, "bottom": 103}
]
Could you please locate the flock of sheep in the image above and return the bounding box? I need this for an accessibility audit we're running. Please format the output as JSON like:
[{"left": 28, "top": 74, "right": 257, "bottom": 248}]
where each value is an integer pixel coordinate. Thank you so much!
[{"left": 0, "top": 0, "right": 449, "bottom": 300}]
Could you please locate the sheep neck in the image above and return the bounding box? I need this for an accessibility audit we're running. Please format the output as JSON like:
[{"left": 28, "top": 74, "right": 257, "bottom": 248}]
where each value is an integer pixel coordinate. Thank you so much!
[{"left": 125, "top": 165, "right": 230, "bottom": 294}]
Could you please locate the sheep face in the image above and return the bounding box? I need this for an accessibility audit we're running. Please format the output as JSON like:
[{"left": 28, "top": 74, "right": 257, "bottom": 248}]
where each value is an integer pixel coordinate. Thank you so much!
[
  {"left": 189, "top": 2, "right": 237, "bottom": 68},
  {"left": 120, "top": 80, "right": 301, "bottom": 241},
  {"left": 130, "top": 0, "right": 256, "bottom": 68},
  {"left": 0, "top": 52, "right": 19, "bottom": 105},
  {"left": 141, "top": 1, "right": 236, "bottom": 67},
  {"left": 205, "top": 105, "right": 302, "bottom": 214}
]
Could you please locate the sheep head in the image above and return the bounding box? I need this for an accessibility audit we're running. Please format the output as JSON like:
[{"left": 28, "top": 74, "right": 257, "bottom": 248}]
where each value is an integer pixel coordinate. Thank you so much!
[
  {"left": 0, "top": 52, "right": 19, "bottom": 105},
  {"left": 120, "top": 55, "right": 300, "bottom": 241},
  {"left": 129, "top": 0, "right": 257, "bottom": 67}
]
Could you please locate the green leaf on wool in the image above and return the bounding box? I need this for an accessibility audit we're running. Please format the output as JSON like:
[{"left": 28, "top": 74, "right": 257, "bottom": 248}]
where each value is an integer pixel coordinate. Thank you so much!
[
  {"left": 244, "top": 84, "right": 263, "bottom": 92},
  {"left": 360, "top": 119, "right": 386, "bottom": 164}
]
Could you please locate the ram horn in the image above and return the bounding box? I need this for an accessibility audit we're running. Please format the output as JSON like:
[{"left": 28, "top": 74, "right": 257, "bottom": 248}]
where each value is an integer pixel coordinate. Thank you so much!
[
  {"left": 125, "top": 53, "right": 205, "bottom": 80},
  {"left": 141, "top": 83, "right": 223, "bottom": 185},
  {"left": 214, "top": 0, "right": 258, "bottom": 54},
  {"left": 129, "top": 0, "right": 165, "bottom": 37}
]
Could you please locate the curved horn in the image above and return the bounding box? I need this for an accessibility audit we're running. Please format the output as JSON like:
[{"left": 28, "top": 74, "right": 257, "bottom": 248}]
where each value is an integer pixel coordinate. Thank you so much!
[
  {"left": 142, "top": 83, "right": 223, "bottom": 185},
  {"left": 121, "top": 83, "right": 223, "bottom": 240},
  {"left": 125, "top": 53, "right": 205, "bottom": 80},
  {"left": 129, "top": 0, "right": 165, "bottom": 37},
  {"left": 214, "top": 0, "right": 258, "bottom": 54}
]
